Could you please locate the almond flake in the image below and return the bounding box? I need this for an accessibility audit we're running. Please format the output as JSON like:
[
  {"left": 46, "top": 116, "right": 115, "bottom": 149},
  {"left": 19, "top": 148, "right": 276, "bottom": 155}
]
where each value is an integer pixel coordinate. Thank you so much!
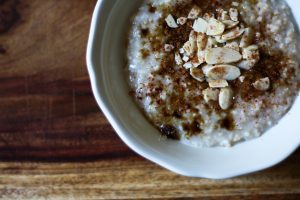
[
  {"left": 197, "top": 50, "right": 206, "bottom": 64},
  {"left": 183, "top": 41, "right": 194, "bottom": 56},
  {"left": 206, "top": 37, "right": 218, "bottom": 49},
  {"left": 214, "top": 35, "right": 227, "bottom": 43},
  {"left": 193, "top": 18, "right": 208, "bottom": 33},
  {"left": 224, "top": 41, "right": 240, "bottom": 52},
  {"left": 222, "top": 20, "right": 239, "bottom": 29},
  {"left": 219, "top": 87, "right": 233, "bottom": 110},
  {"left": 205, "top": 47, "right": 242, "bottom": 64},
  {"left": 188, "top": 6, "right": 202, "bottom": 19},
  {"left": 208, "top": 80, "right": 229, "bottom": 88},
  {"left": 175, "top": 52, "right": 183, "bottom": 65},
  {"left": 202, "top": 88, "right": 220, "bottom": 102},
  {"left": 237, "top": 59, "right": 257, "bottom": 70},
  {"left": 221, "top": 27, "right": 245, "bottom": 40},
  {"left": 164, "top": 44, "right": 174, "bottom": 52},
  {"left": 202, "top": 64, "right": 214, "bottom": 74},
  {"left": 182, "top": 55, "right": 189, "bottom": 62},
  {"left": 242, "top": 45, "right": 259, "bottom": 60},
  {"left": 190, "top": 67, "right": 205, "bottom": 82},
  {"left": 240, "top": 28, "right": 254, "bottom": 48},
  {"left": 253, "top": 77, "right": 270, "bottom": 91},
  {"left": 239, "top": 76, "right": 245, "bottom": 82},
  {"left": 183, "top": 62, "right": 193, "bottom": 69},
  {"left": 220, "top": 11, "right": 230, "bottom": 21},
  {"left": 229, "top": 8, "right": 239, "bottom": 21},
  {"left": 197, "top": 33, "right": 208, "bottom": 50},
  {"left": 165, "top": 14, "right": 178, "bottom": 28},
  {"left": 177, "top": 17, "right": 187, "bottom": 25},
  {"left": 206, "top": 18, "right": 225, "bottom": 36},
  {"left": 232, "top": 2, "right": 239, "bottom": 7},
  {"left": 206, "top": 65, "right": 241, "bottom": 80}
]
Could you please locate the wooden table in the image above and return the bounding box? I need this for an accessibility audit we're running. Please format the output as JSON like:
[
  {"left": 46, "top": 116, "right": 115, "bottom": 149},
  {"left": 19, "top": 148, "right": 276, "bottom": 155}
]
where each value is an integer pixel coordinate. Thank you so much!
[{"left": 0, "top": 0, "right": 299, "bottom": 199}]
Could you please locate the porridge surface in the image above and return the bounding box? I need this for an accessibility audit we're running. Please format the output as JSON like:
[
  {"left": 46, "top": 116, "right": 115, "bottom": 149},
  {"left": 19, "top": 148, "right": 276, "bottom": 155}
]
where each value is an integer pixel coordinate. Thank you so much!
[{"left": 127, "top": 0, "right": 300, "bottom": 147}]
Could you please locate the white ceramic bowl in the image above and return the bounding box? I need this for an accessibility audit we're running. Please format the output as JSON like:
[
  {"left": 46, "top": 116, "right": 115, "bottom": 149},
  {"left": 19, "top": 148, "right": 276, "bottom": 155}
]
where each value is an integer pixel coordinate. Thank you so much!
[{"left": 86, "top": 0, "right": 300, "bottom": 179}]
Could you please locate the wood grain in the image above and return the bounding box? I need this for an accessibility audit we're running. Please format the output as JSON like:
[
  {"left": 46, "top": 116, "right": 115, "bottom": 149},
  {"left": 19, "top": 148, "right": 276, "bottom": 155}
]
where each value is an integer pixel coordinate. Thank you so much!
[{"left": 0, "top": 0, "right": 299, "bottom": 199}]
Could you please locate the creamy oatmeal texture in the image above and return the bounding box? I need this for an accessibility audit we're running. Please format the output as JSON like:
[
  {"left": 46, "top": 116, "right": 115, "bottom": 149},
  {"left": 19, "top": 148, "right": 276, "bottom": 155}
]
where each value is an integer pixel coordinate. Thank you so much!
[{"left": 127, "top": 0, "right": 300, "bottom": 147}]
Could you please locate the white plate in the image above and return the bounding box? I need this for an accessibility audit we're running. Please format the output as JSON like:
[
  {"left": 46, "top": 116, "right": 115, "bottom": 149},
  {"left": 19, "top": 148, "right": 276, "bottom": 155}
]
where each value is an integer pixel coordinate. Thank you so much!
[{"left": 86, "top": 0, "right": 300, "bottom": 179}]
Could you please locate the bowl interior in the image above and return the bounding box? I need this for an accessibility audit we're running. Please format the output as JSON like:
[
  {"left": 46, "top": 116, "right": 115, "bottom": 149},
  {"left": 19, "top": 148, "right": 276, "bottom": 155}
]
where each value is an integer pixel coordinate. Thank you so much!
[{"left": 88, "top": 0, "right": 300, "bottom": 178}]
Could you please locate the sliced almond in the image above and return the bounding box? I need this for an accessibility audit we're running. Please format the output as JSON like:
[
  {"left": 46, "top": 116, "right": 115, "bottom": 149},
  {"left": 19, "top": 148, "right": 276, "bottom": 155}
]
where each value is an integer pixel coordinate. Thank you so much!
[
  {"left": 190, "top": 67, "right": 205, "bottom": 82},
  {"left": 219, "top": 87, "right": 234, "bottom": 110},
  {"left": 202, "top": 88, "right": 220, "bottom": 102},
  {"left": 242, "top": 45, "right": 259, "bottom": 60},
  {"left": 164, "top": 44, "right": 174, "bottom": 52},
  {"left": 232, "top": 2, "right": 239, "bottom": 7},
  {"left": 206, "top": 65, "right": 241, "bottom": 80},
  {"left": 206, "top": 18, "right": 225, "bottom": 36},
  {"left": 221, "top": 11, "right": 230, "bottom": 21},
  {"left": 203, "top": 13, "right": 215, "bottom": 21},
  {"left": 214, "top": 35, "right": 227, "bottom": 43},
  {"left": 165, "top": 14, "right": 178, "bottom": 28},
  {"left": 197, "top": 33, "right": 208, "bottom": 50},
  {"left": 193, "top": 18, "right": 208, "bottom": 33},
  {"left": 206, "top": 37, "right": 218, "bottom": 49},
  {"left": 183, "top": 62, "right": 193, "bottom": 69},
  {"left": 237, "top": 59, "right": 257, "bottom": 70},
  {"left": 221, "top": 27, "right": 245, "bottom": 41},
  {"left": 191, "top": 56, "right": 201, "bottom": 68},
  {"left": 197, "top": 50, "right": 206, "bottom": 64},
  {"left": 205, "top": 47, "right": 242, "bottom": 64},
  {"left": 239, "top": 76, "right": 245, "bottom": 82},
  {"left": 229, "top": 8, "right": 239, "bottom": 21},
  {"left": 208, "top": 80, "right": 229, "bottom": 88},
  {"left": 177, "top": 17, "right": 187, "bottom": 25},
  {"left": 224, "top": 41, "right": 240, "bottom": 52},
  {"left": 188, "top": 6, "right": 202, "bottom": 19},
  {"left": 253, "top": 77, "right": 270, "bottom": 91},
  {"left": 182, "top": 55, "right": 190, "bottom": 62},
  {"left": 175, "top": 52, "right": 183, "bottom": 65},
  {"left": 240, "top": 28, "right": 254, "bottom": 48},
  {"left": 202, "top": 64, "right": 214, "bottom": 74},
  {"left": 222, "top": 20, "right": 239, "bottom": 29}
]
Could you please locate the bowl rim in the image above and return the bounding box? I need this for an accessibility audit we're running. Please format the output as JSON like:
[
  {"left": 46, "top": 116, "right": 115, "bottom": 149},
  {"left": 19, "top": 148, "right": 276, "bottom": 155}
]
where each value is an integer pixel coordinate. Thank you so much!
[{"left": 86, "top": 0, "right": 300, "bottom": 179}]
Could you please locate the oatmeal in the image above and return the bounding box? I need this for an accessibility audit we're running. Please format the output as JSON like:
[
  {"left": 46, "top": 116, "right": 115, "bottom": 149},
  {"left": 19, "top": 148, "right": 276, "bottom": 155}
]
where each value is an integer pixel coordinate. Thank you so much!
[{"left": 127, "top": 0, "right": 300, "bottom": 147}]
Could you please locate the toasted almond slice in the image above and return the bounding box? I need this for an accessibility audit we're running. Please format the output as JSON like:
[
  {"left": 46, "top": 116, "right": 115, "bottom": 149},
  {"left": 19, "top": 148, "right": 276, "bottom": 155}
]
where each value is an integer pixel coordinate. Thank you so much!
[
  {"left": 182, "top": 55, "right": 189, "bottom": 62},
  {"left": 237, "top": 59, "right": 257, "bottom": 70},
  {"left": 232, "top": 2, "right": 239, "bottom": 6},
  {"left": 197, "top": 33, "right": 208, "bottom": 50},
  {"left": 202, "top": 64, "right": 213, "bottom": 74},
  {"left": 253, "top": 77, "right": 270, "bottom": 91},
  {"left": 224, "top": 41, "right": 240, "bottom": 52},
  {"left": 193, "top": 18, "right": 208, "bottom": 33},
  {"left": 229, "top": 8, "right": 239, "bottom": 21},
  {"left": 206, "top": 18, "right": 225, "bottom": 36},
  {"left": 183, "top": 41, "right": 194, "bottom": 56},
  {"left": 206, "top": 37, "right": 218, "bottom": 49},
  {"left": 219, "top": 87, "right": 234, "bottom": 110},
  {"left": 221, "top": 27, "right": 245, "bottom": 40},
  {"left": 177, "top": 17, "right": 187, "bottom": 25},
  {"left": 165, "top": 14, "right": 178, "bottom": 28},
  {"left": 240, "top": 28, "right": 254, "bottom": 48},
  {"left": 222, "top": 20, "right": 239, "bottom": 29},
  {"left": 190, "top": 67, "right": 205, "bottom": 82},
  {"left": 197, "top": 50, "right": 206, "bottom": 64},
  {"left": 214, "top": 35, "right": 227, "bottom": 43},
  {"left": 242, "top": 45, "right": 259, "bottom": 60},
  {"left": 221, "top": 11, "right": 230, "bottom": 21},
  {"left": 239, "top": 76, "right": 245, "bottom": 82},
  {"left": 203, "top": 13, "right": 215, "bottom": 21},
  {"left": 206, "top": 65, "right": 241, "bottom": 80},
  {"left": 175, "top": 52, "right": 183, "bottom": 65},
  {"left": 164, "top": 44, "right": 174, "bottom": 52},
  {"left": 188, "top": 6, "right": 202, "bottom": 19},
  {"left": 183, "top": 62, "right": 193, "bottom": 69},
  {"left": 202, "top": 88, "right": 220, "bottom": 102},
  {"left": 205, "top": 47, "right": 242, "bottom": 64},
  {"left": 208, "top": 80, "right": 229, "bottom": 88}
]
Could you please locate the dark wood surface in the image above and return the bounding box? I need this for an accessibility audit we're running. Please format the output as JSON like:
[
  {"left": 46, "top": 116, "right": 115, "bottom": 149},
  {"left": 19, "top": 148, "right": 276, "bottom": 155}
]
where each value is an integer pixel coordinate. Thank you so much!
[{"left": 0, "top": 0, "right": 299, "bottom": 199}]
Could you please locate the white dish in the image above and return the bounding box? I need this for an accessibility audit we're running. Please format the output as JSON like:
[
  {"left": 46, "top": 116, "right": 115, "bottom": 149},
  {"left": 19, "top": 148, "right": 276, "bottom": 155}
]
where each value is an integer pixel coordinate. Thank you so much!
[{"left": 86, "top": 0, "right": 300, "bottom": 179}]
